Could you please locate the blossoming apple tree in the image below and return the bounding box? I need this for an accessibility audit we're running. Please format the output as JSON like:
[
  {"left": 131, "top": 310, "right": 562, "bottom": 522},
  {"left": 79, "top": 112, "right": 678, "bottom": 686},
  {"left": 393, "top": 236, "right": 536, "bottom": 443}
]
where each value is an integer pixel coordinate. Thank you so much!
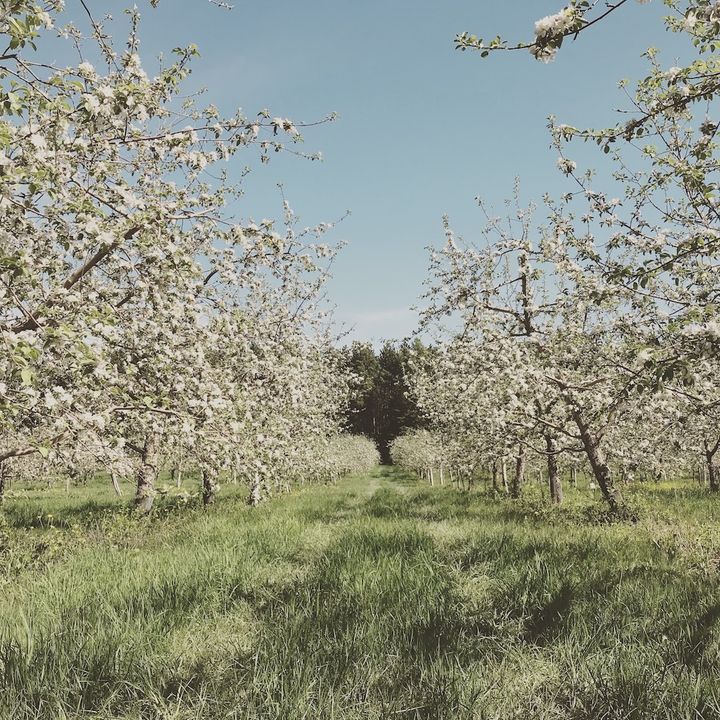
[
  {"left": 401, "top": 0, "right": 720, "bottom": 506},
  {"left": 0, "top": 2, "right": 376, "bottom": 508}
]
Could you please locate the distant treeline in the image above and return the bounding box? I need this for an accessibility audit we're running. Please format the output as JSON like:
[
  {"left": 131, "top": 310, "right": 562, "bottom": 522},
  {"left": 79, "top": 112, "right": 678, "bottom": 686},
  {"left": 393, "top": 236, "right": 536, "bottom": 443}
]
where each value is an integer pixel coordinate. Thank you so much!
[{"left": 340, "top": 340, "right": 430, "bottom": 463}]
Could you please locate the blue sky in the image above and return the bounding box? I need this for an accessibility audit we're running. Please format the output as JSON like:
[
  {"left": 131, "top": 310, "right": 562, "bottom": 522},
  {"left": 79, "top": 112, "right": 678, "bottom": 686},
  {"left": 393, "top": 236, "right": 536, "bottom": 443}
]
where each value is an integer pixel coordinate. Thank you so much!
[{"left": 67, "top": 1, "right": 688, "bottom": 343}]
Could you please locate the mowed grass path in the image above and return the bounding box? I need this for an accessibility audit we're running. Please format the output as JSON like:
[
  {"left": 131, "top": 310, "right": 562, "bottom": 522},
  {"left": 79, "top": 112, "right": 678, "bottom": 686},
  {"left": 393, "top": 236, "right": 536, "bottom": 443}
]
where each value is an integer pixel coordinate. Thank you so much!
[{"left": 2, "top": 468, "right": 720, "bottom": 719}]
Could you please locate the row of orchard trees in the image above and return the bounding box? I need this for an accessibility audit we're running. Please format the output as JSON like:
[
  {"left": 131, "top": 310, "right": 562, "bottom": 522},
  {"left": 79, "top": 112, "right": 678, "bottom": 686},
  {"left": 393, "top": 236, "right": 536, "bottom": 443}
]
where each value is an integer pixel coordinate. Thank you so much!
[
  {"left": 402, "top": 206, "right": 707, "bottom": 508},
  {"left": 0, "top": 2, "right": 377, "bottom": 509},
  {"left": 400, "top": 196, "right": 720, "bottom": 509},
  {"left": 397, "top": 1, "right": 720, "bottom": 511}
]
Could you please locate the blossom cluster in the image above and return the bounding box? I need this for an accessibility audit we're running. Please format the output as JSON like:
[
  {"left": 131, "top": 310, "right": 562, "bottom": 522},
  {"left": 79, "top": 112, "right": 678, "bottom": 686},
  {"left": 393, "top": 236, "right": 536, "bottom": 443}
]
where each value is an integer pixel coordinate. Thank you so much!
[{"left": 529, "top": 7, "right": 580, "bottom": 62}]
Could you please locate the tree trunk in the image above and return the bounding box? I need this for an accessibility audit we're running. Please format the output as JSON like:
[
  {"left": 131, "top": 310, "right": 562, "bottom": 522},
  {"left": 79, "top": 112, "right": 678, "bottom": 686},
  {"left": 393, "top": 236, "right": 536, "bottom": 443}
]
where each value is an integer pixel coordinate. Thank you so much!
[
  {"left": 706, "top": 458, "right": 718, "bottom": 491},
  {"left": 573, "top": 412, "right": 622, "bottom": 510},
  {"left": 545, "top": 435, "right": 562, "bottom": 505},
  {"left": 620, "top": 467, "right": 630, "bottom": 486},
  {"left": 704, "top": 438, "right": 720, "bottom": 492},
  {"left": 511, "top": 446, "right": 525, "bottom": 499},
  {"left": 171, "top": 458, "right": 183, "bottom": 488},
  {"left": 202, "top": 466, "right": 219, "bottom": 505},
  {"left": 501, "top": 459, "right": 509, "bottom": 495},
  {"left": 134, "top": 430, "right": 162, "bottom": 513},
  {"left": 248, "top": 473, "right": 261, "bottom": 507},
  {"left": 491, "top": 461, "right": 499, "bottom": 493},
  {"left": 429, "top": 467, "right": 435, "bottom": 486},
  {"left": 571, "top": 466, "right": 577, "bottom": 488},
  {"left": 111, "top": 471, "right": 122, "bottom": 496},
  {"left": 0, "top": 461, "right": 6, "bottom": 502}
]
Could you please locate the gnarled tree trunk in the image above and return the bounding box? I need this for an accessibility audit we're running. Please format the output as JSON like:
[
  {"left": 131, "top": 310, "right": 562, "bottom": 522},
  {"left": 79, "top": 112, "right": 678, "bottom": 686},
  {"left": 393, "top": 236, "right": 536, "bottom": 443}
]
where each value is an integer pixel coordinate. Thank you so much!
[
  {"left": 704, "top": 437, "right": 720, "bottom": 492},
  {"left": 134, "top": 430, "right": 162, "bottom": 513},
  {"left": 202, "top": 465, "right": 219, "bottom": 505},
  {"left": 573, "top": 411, "right": 622, "bottom": 510}
]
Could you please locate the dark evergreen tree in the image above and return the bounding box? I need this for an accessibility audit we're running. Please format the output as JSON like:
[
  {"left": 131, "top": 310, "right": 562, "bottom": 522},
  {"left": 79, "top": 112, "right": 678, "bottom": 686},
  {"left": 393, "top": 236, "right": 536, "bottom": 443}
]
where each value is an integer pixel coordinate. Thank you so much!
[{"left": 342, "top": 339, "right": 430, "bottom": 462}]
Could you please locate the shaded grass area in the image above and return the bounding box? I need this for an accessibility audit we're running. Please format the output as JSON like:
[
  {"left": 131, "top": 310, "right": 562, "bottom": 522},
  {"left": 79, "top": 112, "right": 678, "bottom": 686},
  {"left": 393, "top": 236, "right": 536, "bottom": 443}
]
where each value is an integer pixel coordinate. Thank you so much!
[{"left": 2, "top": 467, "right": 720, "bottom": 718}]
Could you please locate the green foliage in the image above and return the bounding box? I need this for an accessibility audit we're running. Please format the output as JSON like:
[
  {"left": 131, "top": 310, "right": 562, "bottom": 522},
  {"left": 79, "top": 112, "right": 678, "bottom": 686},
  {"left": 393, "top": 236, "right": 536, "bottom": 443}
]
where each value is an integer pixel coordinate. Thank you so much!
[{"left": 343, "top": 340, "right": 431, "bottom": 462}]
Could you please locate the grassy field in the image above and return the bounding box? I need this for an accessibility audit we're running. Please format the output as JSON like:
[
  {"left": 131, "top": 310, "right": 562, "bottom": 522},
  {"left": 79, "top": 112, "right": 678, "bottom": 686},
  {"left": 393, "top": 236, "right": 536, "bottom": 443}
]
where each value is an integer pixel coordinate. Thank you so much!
[{"left": 2, "top": 468, "right": 720, "bottom": 719}]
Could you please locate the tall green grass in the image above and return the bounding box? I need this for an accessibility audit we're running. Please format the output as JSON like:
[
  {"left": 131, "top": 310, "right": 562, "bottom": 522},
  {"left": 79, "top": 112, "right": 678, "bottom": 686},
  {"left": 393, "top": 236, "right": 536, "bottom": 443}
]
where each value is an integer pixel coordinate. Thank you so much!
[{"left": 1, "top": 467, "right": 720, "bottom": 718}]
